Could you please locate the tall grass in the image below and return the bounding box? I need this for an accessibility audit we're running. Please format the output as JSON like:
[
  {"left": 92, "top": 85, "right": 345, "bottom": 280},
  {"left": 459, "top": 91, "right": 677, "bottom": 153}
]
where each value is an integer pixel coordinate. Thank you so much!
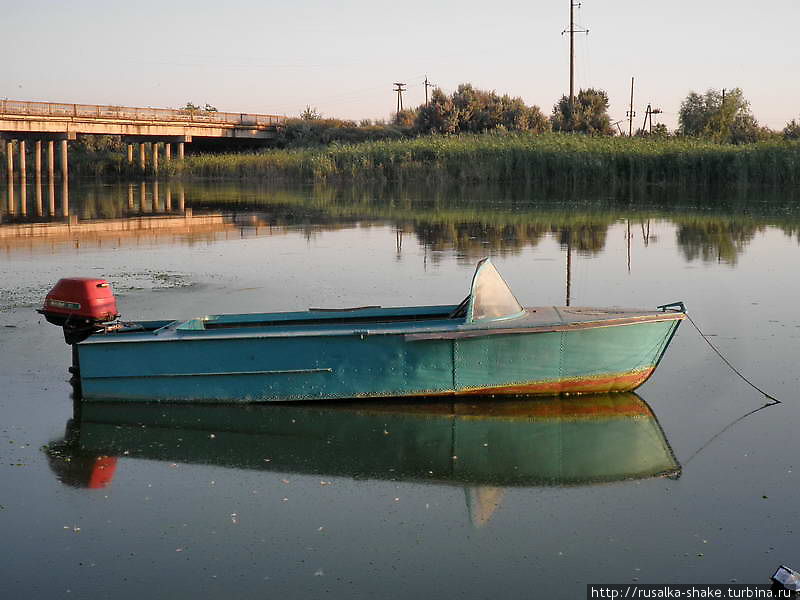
[{"left": 164, "top": 133, "right": 800, "bottom": 190}]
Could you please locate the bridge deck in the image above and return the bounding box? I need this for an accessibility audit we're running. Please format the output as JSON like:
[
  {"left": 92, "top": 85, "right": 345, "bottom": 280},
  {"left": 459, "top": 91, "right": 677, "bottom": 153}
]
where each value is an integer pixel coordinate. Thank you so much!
[{"left": 0, "top": 100, "right": 286, "bottom": 140}]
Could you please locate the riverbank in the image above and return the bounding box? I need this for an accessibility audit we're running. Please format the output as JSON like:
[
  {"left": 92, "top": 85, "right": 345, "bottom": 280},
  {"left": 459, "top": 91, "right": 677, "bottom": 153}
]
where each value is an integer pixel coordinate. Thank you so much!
[
  {"left": 4, "top": 132, "right": 798, "bottom": 188},
  {"left": 161, "top": 133, "right": 800, "bottom": 189}
]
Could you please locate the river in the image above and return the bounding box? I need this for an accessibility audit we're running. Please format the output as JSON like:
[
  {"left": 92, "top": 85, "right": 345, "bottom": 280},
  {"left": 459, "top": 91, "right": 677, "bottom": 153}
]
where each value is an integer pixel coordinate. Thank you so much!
[{"left": 1, "top": 179, "right": 798, "bottom": 598}]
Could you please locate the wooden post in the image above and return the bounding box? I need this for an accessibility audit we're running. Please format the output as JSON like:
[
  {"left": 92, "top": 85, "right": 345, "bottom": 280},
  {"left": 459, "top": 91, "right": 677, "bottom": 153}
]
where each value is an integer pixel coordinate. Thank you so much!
[{"left": 628, "top": 77, "right": 635, "bottom": 137}]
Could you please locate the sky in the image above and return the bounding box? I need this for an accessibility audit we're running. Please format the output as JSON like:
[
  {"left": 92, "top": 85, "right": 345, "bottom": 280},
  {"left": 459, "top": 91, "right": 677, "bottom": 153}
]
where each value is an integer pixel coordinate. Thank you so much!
[{"left": 3, "top": 0, "right": 798, "bottom": 130}]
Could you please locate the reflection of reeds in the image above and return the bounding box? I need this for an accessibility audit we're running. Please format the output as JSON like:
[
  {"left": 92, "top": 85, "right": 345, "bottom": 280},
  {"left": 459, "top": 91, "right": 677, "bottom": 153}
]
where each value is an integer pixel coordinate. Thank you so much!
[
  {"left": 3, "top": 179, "right": 799, "bottom": 264},
  {"left": 162, "top": 133, "right": 800, "bottom": 189}
]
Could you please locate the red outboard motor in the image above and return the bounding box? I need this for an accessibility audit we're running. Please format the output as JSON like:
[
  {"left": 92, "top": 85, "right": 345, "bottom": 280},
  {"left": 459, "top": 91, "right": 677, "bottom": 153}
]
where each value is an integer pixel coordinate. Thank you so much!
[{"left": 39, "top": 278, "right": 119, "bottom": 344}]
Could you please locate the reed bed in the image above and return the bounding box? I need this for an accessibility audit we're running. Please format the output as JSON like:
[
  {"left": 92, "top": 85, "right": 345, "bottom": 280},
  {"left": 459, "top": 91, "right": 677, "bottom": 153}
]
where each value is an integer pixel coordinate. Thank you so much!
[{"left": 165, "top": 133, "right": 800, "bottom": 189}]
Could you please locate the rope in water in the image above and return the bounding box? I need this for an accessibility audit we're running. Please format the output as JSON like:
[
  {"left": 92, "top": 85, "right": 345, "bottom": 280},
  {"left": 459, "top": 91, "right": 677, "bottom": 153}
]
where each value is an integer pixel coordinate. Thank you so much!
[{"left": 684, "top": 312, "right": 781, "bottom": 404}]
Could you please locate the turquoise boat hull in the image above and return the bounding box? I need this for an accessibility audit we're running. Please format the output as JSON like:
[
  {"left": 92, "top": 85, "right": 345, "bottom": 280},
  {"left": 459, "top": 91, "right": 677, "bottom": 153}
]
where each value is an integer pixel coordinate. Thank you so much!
[
  {"left": 56, "top": 259, "right": 683, "bottom": 403},
  {"left": 75, "top": 305, "right": 682, "bottom": 402}
]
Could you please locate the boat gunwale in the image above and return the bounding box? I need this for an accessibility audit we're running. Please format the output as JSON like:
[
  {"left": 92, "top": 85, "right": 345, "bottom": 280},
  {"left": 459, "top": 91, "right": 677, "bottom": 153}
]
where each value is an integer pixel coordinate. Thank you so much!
[
  {"left": 405, "top": 312, "right": 684, "bottom": 341},
  {"left": 79, "top": 310, "right": 684, "bottom": 346}
]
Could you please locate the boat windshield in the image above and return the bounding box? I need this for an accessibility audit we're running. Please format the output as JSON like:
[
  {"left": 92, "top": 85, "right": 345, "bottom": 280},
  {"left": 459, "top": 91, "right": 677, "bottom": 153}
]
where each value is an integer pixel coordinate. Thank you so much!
[{"left": 466, "top": 258, "right": 524, "bottom": 323}]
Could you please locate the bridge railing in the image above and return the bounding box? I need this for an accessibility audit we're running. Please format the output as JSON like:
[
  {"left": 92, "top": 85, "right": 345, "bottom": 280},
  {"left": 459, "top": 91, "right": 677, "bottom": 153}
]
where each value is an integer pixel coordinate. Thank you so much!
[{"left": 0, "top": 100, "right": 286, "bottom": 127}]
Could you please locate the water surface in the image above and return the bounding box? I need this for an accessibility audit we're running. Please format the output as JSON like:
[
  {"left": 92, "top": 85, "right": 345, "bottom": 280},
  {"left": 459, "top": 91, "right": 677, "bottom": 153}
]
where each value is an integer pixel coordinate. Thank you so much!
[{"left": 1, "top": 180, "right": 798, "bottom": 598}]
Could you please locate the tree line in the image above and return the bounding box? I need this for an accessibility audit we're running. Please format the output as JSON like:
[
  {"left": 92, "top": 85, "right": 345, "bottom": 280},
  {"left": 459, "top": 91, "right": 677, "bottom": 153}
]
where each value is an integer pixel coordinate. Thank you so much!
[{"left": 276, "top": 83, "right": 799, "bottom": 147}]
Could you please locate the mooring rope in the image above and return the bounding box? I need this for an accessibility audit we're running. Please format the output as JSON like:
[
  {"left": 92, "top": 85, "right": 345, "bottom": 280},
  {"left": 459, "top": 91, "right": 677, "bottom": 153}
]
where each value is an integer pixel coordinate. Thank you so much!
[{"left": 684, "top": 312, "right": 781, "bottom": 404}]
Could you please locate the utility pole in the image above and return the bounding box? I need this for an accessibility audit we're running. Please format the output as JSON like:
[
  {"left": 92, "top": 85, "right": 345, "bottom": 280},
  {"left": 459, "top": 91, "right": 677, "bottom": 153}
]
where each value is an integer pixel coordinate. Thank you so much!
[
  {"left": 393, "top": 82, "right": 407, "bottom": 113},
  {"left": 562, "top": 1, "right": 588, "bottom": 124},
  {"left": 649, "top": 106, "right": 662, "bottom": 133},
  {"left": 627, "top": 77, "right": 635, "bottom": 136},
  {"left": 424, "top": 76, "right": 434, "bottom": 106},
  {"left": 641, "top": 104, "right": 662, "bottom": 134}
]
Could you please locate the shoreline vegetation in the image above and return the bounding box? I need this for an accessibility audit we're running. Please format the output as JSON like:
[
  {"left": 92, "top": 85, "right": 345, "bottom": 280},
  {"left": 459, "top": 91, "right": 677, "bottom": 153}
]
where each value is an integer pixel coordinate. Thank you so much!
[
  {"left": 163, "top": 133, "right": 800, "bottom": 188},
  {"left": 0, "top": 132, "right": 798, "bottom": 190},
  {"left": 1, "top": 82, "right": 798, "bottom": 189}
]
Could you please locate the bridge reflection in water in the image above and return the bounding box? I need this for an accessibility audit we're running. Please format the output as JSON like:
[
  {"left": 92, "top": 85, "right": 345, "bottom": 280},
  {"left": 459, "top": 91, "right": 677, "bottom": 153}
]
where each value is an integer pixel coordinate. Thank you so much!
[{"left": 46, "top": 393, "right": 680, "bottom": 527}]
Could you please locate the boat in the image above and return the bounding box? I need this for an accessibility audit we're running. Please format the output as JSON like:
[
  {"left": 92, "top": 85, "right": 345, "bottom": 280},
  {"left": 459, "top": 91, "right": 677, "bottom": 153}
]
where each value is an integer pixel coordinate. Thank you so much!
[
  {"left": 46, "top": 393, "right": 681, "bottom": 490},
  {"left": 39, "top": 258, "right": 684, "bottom": 402}
]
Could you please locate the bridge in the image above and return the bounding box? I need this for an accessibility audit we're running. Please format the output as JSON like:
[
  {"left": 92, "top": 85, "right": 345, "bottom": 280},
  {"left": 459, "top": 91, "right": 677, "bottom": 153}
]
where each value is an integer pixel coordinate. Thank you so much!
[{"left": 1, "top": 99, "right": 287, "bottom": 180}]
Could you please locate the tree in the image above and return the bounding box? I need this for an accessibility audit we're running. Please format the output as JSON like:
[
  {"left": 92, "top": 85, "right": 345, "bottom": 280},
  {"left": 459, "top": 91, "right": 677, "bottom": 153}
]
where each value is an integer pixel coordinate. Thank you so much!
[
  {"left": 415, "top": 88, "right": 460, "bottom": 134},
  {"left": 678, "top": 88, "right": 759, "bottom": 143},
  {"left": 784, "top": 119, "right": 800, "bottom": 141},
  {"left": 182, "top": 101, "right": 217, "bottom": 112},
  {"left": 551, "top": 88, "right": 613, "bottom": 135},
  {"left": 300, "top": 105, "right": 321, "bottom": 120},
  {"left": 498, "top": 95, "right": 549, "bottom": 134},
  {"left": 414, "top": 84, "right": 548, "bottom": 135},
  {"left": 393, "top": 109, "right": 417, "bottom": 128}
]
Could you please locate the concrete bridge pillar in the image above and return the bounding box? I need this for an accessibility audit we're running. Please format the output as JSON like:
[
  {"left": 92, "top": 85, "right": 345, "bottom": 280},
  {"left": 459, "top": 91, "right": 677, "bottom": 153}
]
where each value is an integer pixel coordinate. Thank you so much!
[
  {"left": 127, "top": 144, "right": 134, "bottom": 164},
  {"left": 20, "top": 177, "right": 27, "bottom": 215},
  {"left": 153, "top": 180, "right": 161, "bottom": 211},
  {"left": 178, "top": 142, "right": 185, "bottom": 160},
  {"left": 19, "top": 140, "right": 26, "bottom": 181},
  {"left": 35, "top": 168, "right": 43, "bottom": 216},
  {"left": 165, "top": 143, "right": 172, "bottom": 162},
  {"left": 48, "top": 178, "right": 55, "bottom": 215},
  {"left": 47, "top": 141, "right": 55, "bottom": 180},
  {"left": 59, "top": 140, "right": 69, "bottom": 216},
  {"left": 6, "top": 140, "right": 14, "bottom": 214},
  {"left": 139, "top": 143, "right": 146, "bottom": 172},
  {"left": 60, "top": 140, "right": 68, "bottom": 178},
  {"left": 62, "top": 176, "right": 69, "bottom": 216},
  {"left": 34, "top": 141, "right": 41, "bottom": 178},
  {"left": 152, "top": 142, "right": 159, "bottom": 173},
  {"left": 6, "top": 140, "right": 12, "bottom": 183},
  {"left": 34, "top": 141, "right": 42, "bottom": 216}
]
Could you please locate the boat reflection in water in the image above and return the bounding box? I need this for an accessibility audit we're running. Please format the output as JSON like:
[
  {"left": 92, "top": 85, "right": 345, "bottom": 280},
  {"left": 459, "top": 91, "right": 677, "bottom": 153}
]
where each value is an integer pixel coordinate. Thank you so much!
[{"left": 47, "top": 392, "right": 679, "bottom": 525}]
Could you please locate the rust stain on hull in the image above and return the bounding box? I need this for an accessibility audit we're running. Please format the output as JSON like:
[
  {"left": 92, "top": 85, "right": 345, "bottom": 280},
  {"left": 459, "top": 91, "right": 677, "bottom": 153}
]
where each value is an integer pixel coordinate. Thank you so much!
[{"left": 455, "top": 367, "right": 656, "bottom": 397}]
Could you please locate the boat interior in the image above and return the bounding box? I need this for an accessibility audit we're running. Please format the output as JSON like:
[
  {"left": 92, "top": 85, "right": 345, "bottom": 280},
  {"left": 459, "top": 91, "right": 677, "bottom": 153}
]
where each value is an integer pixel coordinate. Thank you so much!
[{"left": 100, "top": 258, "right": 675, "bottom": 339}]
